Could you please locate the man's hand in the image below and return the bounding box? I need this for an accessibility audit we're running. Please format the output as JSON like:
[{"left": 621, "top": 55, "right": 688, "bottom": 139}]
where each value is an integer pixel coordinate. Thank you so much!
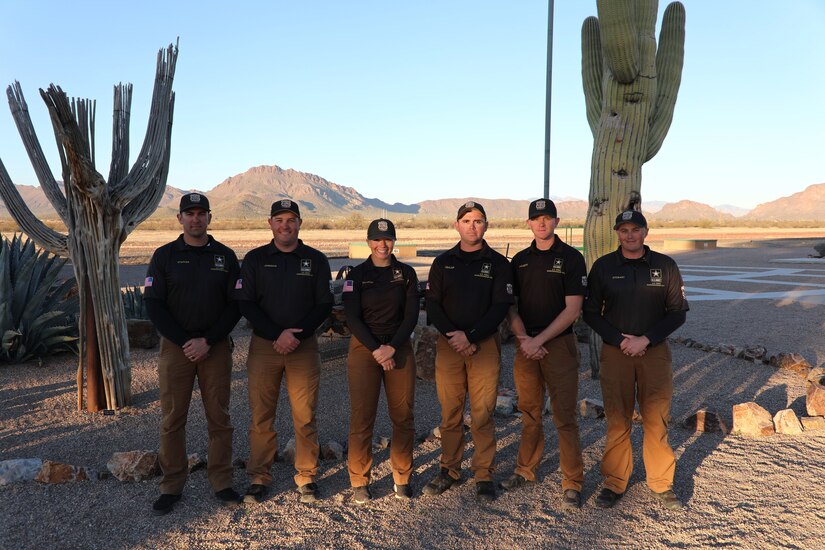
[
  {"left": 446, "top": 330, "right": 473, "bottom": 354},
  {"left": 516, "top": 335, "right": 548, "bottom": 360},
  {"left": 273, "top": 328, "right": 303, "bottom": 354},
  {"left": 183, "top": 337, "right": 210, "bottom": 363},
  {"left": 378, "top": 358, "right": 396, "bottom": 371},
  {"left": 620, "top": 334, "right": 649, "bottom": 357},
  {"left": 459, "top": 343, "right": 478, "bottom": 357},
  {"left": 372, "top": 344, "right": 396, "bottom": 366}
]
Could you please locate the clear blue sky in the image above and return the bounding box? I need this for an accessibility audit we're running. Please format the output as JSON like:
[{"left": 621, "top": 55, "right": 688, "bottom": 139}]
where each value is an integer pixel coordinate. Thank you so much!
[{"left": 1, "top": 1, "right": 824, "bottom": 209}]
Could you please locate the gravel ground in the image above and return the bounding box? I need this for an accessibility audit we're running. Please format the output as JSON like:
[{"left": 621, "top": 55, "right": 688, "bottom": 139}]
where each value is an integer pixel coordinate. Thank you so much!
[{"left": 2, "top": 243, "right": 825, "bottom": 549}]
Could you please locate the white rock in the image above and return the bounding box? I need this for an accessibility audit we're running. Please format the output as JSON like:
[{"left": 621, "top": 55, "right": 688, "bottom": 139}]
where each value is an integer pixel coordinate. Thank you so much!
[
  {"left": 579, "top": 398, "right": 605, "bottom": 419},
  {"left": 0, "top": 458, "right": 43, "bottom": 486},
  {"left": 495, "top": 395, "right": 515, "bottom": 416}
]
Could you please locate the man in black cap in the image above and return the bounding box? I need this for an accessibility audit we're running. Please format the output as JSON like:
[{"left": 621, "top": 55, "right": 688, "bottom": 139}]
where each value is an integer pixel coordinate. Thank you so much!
[
  {"left": 500, "top": 198, "right": 586, "bottom": 510},
  {"left": 424, "top": 200, "right": 514, "bottom": 503},
  {"left": 145, "top": 192, "right": 242, "bottom": 515},
  {"left": 234, "top": 198, "right": 333, "bottom": 504},
  {"left": 583, "top": 210, "right": 689, "bottom": 510}
]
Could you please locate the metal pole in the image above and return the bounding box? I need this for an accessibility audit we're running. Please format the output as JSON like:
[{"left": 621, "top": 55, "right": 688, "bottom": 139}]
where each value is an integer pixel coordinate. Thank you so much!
[{"left": 543, "top": 0, "right": 554, "bottom": 199}]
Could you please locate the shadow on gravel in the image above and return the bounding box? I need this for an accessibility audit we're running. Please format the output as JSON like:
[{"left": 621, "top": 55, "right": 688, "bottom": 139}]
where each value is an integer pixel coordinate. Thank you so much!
[{"left": 0, "top": 380, "right": 74, "bottom": 422}]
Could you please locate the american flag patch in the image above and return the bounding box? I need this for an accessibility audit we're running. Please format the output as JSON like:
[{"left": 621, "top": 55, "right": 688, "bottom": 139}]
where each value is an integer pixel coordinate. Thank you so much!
[
  {"left": 425, "top": 282, "right": 430, "bottom": 290},
  {"left": 343, "top": 280, "right": 354, "bottom": 292},
  {"left": 144, "top": 276, "right": 153, "bottom": 287},
  {"left": 235, "top": 278, "right": 243, "bottom": 289}
]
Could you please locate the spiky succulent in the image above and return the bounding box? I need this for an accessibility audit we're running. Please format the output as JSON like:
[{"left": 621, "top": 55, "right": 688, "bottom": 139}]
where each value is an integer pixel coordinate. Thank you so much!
[{"left": 0, "top": 233, "right": 78, "bottom": 363}]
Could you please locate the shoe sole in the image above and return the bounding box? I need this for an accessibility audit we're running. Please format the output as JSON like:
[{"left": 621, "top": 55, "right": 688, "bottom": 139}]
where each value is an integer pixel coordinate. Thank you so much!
[
  {"left": 242, "top": 494, "right": 264, "bottom": 504},
  {"left": 299, "top": 493, "right": 319, "bottom": 504},
  {"left": 422, "top": 485, "right": 451, "bottom": 496},
  {"left": 151, "top": 507, "right": 174, "bottom": 516},
  {"left": 394, "top": 488, "right": 412, "bottom": 500}
]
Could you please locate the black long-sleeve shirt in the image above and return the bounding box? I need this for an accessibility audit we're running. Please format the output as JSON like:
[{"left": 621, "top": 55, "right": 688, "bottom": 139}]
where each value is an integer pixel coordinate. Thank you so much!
[
  {"left": 342, "top": 255, "right": 420, "bottom": 352},
  {"left": 233, "top": 239, "right": 333, "bottom": 341},
  {"left": 425, "top": 241, "right": 514, "bottom": 343},
  {"left": 583, "top": 245, "right": 689, "bottom": 347},
  {"left": 144, "top": 235, "right": 241, "bottom": 347}
]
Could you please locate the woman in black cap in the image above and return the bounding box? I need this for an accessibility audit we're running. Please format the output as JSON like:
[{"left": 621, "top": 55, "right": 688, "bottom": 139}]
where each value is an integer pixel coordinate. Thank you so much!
[{"left": 342, "top": 218, "right": 420, "bottom": 504}]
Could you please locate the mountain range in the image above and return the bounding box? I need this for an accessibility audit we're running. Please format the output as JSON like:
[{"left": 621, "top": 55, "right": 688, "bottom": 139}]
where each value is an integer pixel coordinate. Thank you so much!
[{"left": 2, "top": 165, "right": 824, "bottom": 222}]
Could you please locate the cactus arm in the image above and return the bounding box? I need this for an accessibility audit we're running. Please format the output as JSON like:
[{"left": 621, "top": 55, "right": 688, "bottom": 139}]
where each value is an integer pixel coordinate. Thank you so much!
[
  {"left": 109, "top": 42, "right": 178, "bottom": 209},
  {"left": 120, "top": 93, "right": 175, "bottom": 242},
  {"left": 596, "top": 0, "right": 640, "bottom": 83},
  {"left": 581, "top": 16, "right": 604, "bottom": 136},
  {"left": 6, "top": 83, "right": 68, "bottom": 223},
  {"left": 107, "top": 83, "right": 133, "bottom": 185},
  {"left": 39, "top": 87, "right": 106, "bottom": 202},
  {"left": 646, "top": 1, "right": 686, "bottom": 161},
  {"left": 0, "top": 159, "right": 69, "bottom": 256}
]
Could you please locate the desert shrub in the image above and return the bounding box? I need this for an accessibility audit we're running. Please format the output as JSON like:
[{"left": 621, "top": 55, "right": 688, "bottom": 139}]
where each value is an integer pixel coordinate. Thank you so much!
[
  {"left": 0, "top": 233, "right": 78, "bottom": 363},
  {"left": 122, "top": 285, "right": 149, "bottom": 320}
]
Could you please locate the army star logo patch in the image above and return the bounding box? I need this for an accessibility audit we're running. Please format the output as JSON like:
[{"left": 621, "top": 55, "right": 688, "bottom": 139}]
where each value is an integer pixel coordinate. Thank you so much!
[
  {"left": 301, "top": 259, "right": 312, "bottom": 273},
  {"left": 214, "top": 254, "right": 225, "bottom": 269},
  {"left": 480, "top": 262, "right": 492, "bottom": 277},
  {"left": 392, "top": 268, "right": 403, "bottom": 281},
  {"left": 553, "top": 258, "right": 564, "bottom": 271},
  {"left": 650, "top": 269, "right": 663, "bottom": 283}
]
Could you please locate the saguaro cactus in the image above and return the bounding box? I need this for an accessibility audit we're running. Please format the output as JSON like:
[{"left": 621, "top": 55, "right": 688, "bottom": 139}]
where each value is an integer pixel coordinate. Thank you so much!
[
  {"left": 0, "top": 43, "right": 177, "bottom": 410},
  {"left": 581, "top": 1, "right": 685, "bottom": 376}
]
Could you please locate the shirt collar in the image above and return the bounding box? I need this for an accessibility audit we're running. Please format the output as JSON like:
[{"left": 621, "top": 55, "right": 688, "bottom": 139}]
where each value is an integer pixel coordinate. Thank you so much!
[
  {"left": 265, "top": 238, "right": 306, "bottom": 256},
  {"left": 614, "top": 245, "right": 652, "bottom": 265},
  {"left": 447, "top": 239, "right": 494, "bottom": 259},
  {"left": 173, "top": 234, "right": 214, "bottom": 250},
  {"left": 366, "top": 254, "right": 400, "bottom": 269},
  {"left": 528, "top": 235, "right": 565, "bottom": 255}
]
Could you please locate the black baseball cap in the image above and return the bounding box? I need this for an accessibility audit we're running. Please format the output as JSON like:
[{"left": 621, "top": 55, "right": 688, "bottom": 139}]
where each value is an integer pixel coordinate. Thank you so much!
[
  {"left": 613, "top": 210, "right": 648, "bottom": 229},
  {"left": 367, "top": 218, "right": 396, "bottom": 240},
  {"left": 528, "top": 198, "right": 558, "bottom": 219},
  {"left": 271, "top": 199, "right": 300, "bottom": 218},
  {"left": 179, "top": 192, "right": 210, "bottom": 212},
  {"left": 456, "top": 200, "right": 486, "bottom": 220}
]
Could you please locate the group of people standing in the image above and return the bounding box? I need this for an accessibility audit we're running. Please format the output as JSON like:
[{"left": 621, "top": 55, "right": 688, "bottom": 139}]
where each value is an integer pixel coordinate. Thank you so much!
[{"left": 144, "top": 192, "right": 688, "bottom": 516}]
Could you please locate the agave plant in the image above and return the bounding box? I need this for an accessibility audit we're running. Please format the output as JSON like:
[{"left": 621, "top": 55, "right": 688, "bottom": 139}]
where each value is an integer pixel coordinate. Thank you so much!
[
  {"left": 121, "top": 285, "right": 149, "bottom": 320},
  {"left": 0, "top": 233, "right": 78, "bottom": 363}
]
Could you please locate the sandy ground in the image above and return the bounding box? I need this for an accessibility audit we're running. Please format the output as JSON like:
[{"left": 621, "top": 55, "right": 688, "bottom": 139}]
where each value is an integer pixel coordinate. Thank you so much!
[{"left": 3, "top": 241, "right": 825, "bottom": 549}]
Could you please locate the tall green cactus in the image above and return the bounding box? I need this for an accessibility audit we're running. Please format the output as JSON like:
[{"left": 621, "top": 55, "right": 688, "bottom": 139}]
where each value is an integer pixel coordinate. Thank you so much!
[
  {"left": 581, "top": 0, "right": 685, "bottom": 378},
  {"left": 581, "top": 0, "right": 685, "bottom": 268}
]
